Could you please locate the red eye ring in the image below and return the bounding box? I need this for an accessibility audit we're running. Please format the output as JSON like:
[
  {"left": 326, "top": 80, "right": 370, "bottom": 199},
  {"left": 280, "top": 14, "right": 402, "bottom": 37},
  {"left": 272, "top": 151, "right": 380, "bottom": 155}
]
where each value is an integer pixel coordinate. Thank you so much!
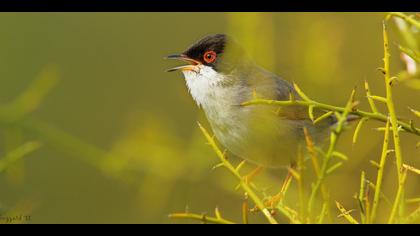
[{"left": 203, "top": 51, "right": 217, "bottom": 63}]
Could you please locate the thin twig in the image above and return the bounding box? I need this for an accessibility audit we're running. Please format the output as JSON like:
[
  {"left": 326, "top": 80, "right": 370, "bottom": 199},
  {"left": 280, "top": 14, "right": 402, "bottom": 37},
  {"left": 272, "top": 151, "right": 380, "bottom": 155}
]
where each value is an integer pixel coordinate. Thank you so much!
[
  {"left": 169, "top": 212, "right": 235, "bottom": 224},
  {"left": 371, "top": 118, "right": 391, "bottom": 223},
  {"left": 335, "top": 201, "right": 359, "bottom": 224},
  {"left": 307, "top": 89, "right": 356, "bottom": 217},
  {"left": 388, "top": 168, "right": 408, "bottom": 224},
  {"left": 197, "top": 122, "right": 279, "bottom": 224},
  {"left": 383, "top": 22, "right": 407, "bottom": 220},
  {"left": 242, "top": 193, "right": 249, "bottom": 224},
  {"left": 241, "top": 98, "right": 420, "bottom": 136},
  {"left": 383, "top": 22, "right": 404, "bottom": 178},
  {"left": 358, "top": 171, "right": 367, "bottom": 224}
]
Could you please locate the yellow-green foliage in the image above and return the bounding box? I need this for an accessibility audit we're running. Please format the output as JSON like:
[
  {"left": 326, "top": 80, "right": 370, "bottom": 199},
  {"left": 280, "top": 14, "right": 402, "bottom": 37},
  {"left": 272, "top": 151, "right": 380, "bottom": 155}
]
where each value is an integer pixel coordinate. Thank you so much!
[
  {"left": 170, "top": 12, "right": 420, "bottom": 224},
  {"left": 0, "top": 12, "right": 419, "bottom": 224}
]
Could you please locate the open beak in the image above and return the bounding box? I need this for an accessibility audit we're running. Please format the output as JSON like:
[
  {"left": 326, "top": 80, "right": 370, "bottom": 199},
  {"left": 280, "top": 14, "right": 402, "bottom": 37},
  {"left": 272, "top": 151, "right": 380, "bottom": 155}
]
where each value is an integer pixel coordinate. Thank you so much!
[{"left": 165, "top": 54, "right": 201, "bottom": 72}]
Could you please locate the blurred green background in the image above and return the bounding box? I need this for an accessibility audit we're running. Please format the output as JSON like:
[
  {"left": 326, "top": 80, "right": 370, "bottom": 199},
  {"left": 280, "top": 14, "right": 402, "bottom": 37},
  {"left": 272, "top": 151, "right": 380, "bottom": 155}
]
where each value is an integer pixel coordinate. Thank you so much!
[{"left": 0, "top": 12, "right": 418, "bottom": 224}]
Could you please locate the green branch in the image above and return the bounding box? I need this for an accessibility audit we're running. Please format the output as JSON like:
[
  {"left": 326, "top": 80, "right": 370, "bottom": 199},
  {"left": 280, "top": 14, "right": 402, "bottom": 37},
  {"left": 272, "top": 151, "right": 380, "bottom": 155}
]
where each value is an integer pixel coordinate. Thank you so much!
[
  {"left": 370, "top": 118, "right": 391, "bottom": 223},
  {"left": 197, "top": 122, "right": 279, "bottom": 224},
  {"left": 382, "top": 22, "right": 408, "bottom": 221},
  {"left": 241, "top": 97, "right": 420, "bottom": 137},
  {"left": 383, "top": 22, "right": 404, "bottom": 178},
  {"left": 388, "top": 168, "right": 408, "bottom": 223},
  {"left": 307, "top": 89, "right": 356, "bottom": 217},
  {"left": 169, "top": 212, "right": 235, "bottom": 224},
  {"left": 336, "top": 201, "right": 359, "bottom": 224}
]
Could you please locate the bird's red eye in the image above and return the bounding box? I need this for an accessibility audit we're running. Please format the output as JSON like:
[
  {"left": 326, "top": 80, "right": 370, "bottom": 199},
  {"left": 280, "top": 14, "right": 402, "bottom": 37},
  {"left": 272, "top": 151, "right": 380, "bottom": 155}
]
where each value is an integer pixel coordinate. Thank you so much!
[{"left": 203, "top": 51, "right": 217, "bottom": 63}]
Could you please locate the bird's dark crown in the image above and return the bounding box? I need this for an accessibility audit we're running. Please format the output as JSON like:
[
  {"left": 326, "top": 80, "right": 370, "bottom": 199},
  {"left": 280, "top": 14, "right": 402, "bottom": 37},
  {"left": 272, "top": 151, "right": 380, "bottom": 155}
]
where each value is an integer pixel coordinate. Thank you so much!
[
  {"left": 183, "top": 34, "right": 226, "bottom": 66},
  {"left": 182, "top": 34, "right": 249, "bottom": 74}
]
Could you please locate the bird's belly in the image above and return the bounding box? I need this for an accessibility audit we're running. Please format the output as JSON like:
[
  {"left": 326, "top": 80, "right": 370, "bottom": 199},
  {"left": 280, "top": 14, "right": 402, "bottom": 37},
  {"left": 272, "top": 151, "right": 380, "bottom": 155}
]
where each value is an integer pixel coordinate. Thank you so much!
[{"left": 207, "top": 106, "right": 302, "bottom": 168}]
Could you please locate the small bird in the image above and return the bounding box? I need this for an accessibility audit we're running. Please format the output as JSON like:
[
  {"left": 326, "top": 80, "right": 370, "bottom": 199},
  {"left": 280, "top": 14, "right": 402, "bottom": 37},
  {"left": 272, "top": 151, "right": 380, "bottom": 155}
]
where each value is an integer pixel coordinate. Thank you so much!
[{"left": 166, "top": 34, "right": 335, "bottom": 168}]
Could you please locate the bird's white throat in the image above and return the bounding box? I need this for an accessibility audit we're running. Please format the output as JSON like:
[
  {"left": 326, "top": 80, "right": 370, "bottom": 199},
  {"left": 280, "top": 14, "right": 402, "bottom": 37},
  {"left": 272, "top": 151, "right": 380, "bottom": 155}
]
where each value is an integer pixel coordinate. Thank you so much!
[{"left": 182, "top": 65, "right": 226, "bottom": 108}]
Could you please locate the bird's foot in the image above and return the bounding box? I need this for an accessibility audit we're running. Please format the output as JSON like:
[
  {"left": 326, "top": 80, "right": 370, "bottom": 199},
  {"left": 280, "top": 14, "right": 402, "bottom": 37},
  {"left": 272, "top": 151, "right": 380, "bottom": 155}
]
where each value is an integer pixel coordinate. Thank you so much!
[{"left": 264, "top": 167, "right": 294, "bottom": 209}]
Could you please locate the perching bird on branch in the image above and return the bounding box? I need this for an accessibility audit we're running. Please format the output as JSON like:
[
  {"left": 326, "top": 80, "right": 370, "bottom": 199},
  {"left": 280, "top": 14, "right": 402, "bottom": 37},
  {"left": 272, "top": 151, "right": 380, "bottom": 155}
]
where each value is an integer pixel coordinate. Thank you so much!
[{"left": 166, "top": 34, "right": 350, "bottom": 168}]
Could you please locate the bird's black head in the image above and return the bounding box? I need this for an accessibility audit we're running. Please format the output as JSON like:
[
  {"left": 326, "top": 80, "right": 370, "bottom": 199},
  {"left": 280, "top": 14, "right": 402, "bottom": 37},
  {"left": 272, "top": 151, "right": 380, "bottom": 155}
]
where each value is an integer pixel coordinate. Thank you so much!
[
  {"left": 183, "top": 34, "right": 226, "bottom": 68},
  {"left": 166, "top": 34, "right": 248, "bottom": 73}
]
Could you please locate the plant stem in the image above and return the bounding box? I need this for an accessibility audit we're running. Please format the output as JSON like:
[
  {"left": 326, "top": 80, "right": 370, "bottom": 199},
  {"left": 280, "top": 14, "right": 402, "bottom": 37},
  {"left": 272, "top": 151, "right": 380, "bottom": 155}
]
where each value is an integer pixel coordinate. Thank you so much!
[
  {"left": 303, "top": 128, "right": 329, "bottom": 206},
  {"left": 404, "top": 205, "right": 420, "bottom": 224},
  {"left": 353, "top": 117, "right": 369, "bottom": 144},
  {"left": 388, "top": 168, "right": 408, "bottom": 224},
  {"left": 383, "top": 22, "right": 406, "bottom": 219},
  {"left": 241, "top": 99, "right": 420, "bottom": 136},
  {"left": 383, "top": 22, "right": 404, "bottom": 177},
  {"left": 169, "top": 213, "right": 235, "bottom": 224},
  {"left": 358, "top": 171, "right": 367, "bottom": 224},
  {"left": 307, "top": 89, "right": 356, "bottom": 218},
  {"left": 297, "top": 145, "right": 307, "bottom": 222},
  {"left": 242, "top": 193, "right": 249, "bottom": 224},
  {"left": 335, "top": 201, "right": 359, "bottom": 224},
  {"left": 371, "top": 118, "right": 391, "bottom": 223},
  {"left": 197, "top": 122, "right": 279, "bottom": 224}
]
